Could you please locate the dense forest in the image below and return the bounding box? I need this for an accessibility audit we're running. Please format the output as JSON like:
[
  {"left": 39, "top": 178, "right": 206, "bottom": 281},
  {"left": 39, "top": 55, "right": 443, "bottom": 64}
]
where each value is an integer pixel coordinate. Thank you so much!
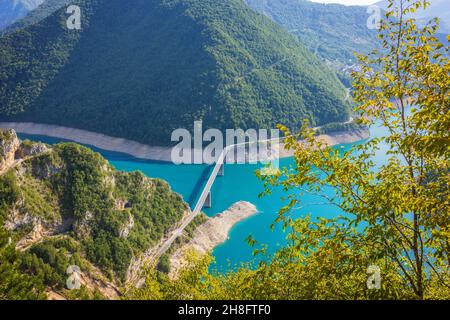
[{"left": 0, "top": 0, "right": 350, "bottom": 146}]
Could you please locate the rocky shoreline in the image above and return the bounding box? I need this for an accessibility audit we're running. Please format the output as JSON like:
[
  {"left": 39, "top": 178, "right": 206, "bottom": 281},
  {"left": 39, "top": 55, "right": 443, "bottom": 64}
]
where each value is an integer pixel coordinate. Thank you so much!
[{"left": 169, "top": 201, "right": 258, "bottom": 279}]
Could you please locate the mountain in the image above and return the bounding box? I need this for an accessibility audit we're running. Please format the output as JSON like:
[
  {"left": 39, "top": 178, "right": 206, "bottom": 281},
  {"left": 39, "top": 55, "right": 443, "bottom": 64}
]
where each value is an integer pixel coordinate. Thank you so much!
[
  {"left": 0, "top": 128, "right": 189, "bottom": 298},
  {"left": 244, "top": 0, "right": 378, "bottom": 68},
  {"left": 0, "top": 0, "right": 350, "bottom": 146},
  {"left": 2, "top": 0, "right": 72, "bottom": 32},
  {"left": 376, "top": 0, "right": 450, "bottom": 33},
  {"left": 0, "top": 0, "right": 44, "bottom": 30}
]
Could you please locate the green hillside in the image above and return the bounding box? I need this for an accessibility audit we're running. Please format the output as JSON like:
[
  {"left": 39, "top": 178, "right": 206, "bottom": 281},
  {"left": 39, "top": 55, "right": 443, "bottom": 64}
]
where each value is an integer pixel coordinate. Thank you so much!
[
  {"left": 0, "top": 128, "right": 188, "bottom": 298},
  {"left": 0, "top": 0, "right": 350, "bottom": 146},
  {"left": 245, "top": 0, "right": 378, "bottom": 68}
]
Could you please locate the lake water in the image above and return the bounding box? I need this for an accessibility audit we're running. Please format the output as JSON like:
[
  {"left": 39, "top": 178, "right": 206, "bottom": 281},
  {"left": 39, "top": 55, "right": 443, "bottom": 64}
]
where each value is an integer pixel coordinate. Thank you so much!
[{"left": 18, "top": 125, "right": 387, "bottom": 273}]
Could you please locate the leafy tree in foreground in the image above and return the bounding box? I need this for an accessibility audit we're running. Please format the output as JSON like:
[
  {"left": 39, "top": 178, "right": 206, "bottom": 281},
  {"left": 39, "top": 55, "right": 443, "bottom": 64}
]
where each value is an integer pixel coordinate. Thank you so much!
[
  {"left": 258, "top": 0, "right": 450, "bottom": 299},
  {"left": 129, "top": 0, "right": 449, "bottom": 300}
]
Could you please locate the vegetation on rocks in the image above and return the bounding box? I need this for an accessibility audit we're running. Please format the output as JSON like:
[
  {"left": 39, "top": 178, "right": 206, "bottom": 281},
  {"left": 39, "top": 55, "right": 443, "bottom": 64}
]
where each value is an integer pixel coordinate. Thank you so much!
[{"left": 0, "top": 131, "right": 187, "bottom": 298}]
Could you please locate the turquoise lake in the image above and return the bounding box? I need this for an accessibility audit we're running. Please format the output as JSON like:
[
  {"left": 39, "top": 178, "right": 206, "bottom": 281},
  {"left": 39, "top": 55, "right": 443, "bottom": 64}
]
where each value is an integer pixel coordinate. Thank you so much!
[{"left": 19, "top": 124, "right": 388, "bottom": 273}]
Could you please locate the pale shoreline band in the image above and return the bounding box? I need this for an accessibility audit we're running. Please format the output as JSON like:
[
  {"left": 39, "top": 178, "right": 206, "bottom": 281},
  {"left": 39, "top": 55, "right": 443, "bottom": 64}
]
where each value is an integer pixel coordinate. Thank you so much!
[{"left": 0, "top": 122, "right": 370, "bottom": 162}]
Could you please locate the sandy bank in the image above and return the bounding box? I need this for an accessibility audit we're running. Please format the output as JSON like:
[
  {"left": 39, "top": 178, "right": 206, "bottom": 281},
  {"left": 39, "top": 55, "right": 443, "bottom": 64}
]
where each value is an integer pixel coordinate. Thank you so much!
[
  {"left": 0, "top": 122, "right": 370, "bottom": 162},
  {"left": 169, "top": 201, "right": 258, "bottom": 278},
  {"left": 318, "top": 129, "right": 370, "bottom": 146}
]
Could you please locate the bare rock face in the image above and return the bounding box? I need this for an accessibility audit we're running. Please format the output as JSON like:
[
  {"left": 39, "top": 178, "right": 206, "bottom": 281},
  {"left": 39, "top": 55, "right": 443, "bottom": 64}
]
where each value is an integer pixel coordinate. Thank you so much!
[
  {"left": 15, "top": 220, "right": 47, "bottom": 250},
  {"left": 32, "top": 160, "right": 62, "bottom": 180},
  {"left": 21, "top": 142, "right": 49, "bottom": 157},
  {"left": 4, "top": 209, "right": 36, "bottom": 232},
  {"left": 0, "top": 128, "right": 20, "bottom": 172},
  {"left": 4, "top": 207, "right": 70, "bottom": 251}
]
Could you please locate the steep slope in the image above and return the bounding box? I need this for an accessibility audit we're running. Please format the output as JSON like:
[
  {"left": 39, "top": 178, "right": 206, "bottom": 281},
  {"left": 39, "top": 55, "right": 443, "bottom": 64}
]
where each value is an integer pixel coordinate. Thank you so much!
[
  {"left": 245, "top": 0, "right": 378, "bottom": 68},
  {"left": 0, "top": 0, "right": 350, "bottom": 146},
  {"left": 0, "top": 0, "right": 44, "bottom": 30},
  {"left": 0, "top": 128, "right": 188, "bottom": 298}
]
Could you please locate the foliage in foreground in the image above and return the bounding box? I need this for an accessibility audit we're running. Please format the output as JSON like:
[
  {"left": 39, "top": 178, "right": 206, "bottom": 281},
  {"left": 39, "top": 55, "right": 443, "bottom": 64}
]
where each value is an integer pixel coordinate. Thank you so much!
[{"left": 129, "top": 0, "right": 450, "bottom": 300}]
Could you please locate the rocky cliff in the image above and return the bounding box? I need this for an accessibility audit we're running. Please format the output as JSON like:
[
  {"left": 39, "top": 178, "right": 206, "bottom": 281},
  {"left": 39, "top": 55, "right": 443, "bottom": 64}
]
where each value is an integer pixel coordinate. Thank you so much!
[{"left": 0, "top": 129, "right": 20, "bottom": 173}]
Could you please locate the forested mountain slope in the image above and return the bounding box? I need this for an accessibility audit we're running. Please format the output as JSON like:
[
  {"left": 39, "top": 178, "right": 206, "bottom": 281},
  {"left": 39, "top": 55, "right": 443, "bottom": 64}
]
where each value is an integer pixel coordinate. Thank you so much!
[
  {"left": 244, "top": 0, "right": 378, "bottom": 68},
  {"left": 0, "top": 0, "right": 44, "bottom": 30},
  {"left": 0, "top": 0, "right": 350, "bottom": 146}
]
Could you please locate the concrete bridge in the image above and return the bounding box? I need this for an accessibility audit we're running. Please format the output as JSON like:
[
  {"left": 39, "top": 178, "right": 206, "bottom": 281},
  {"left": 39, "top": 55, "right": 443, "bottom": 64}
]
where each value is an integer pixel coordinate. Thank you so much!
[
  {"left": 192, "top": 135, "right": 284, "bottom": 215},
  {"left": 192, "top": 147, "right": 227, "bottom": 214}
]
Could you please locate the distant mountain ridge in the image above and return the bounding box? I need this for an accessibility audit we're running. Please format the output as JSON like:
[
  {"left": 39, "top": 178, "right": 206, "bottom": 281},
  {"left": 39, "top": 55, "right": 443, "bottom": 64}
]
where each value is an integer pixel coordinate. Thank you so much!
[
  {"left": 376, "top": 0, "right": 450, "bottom": 33},
  {"left": 0, "top": 0, "right": 350, "bottom": 146},
  {"left": 2, "top": 0, "right": 72, "bottom": 32},
  {"left": 0, "top": 0, "right": 44, "bottom": 30}
]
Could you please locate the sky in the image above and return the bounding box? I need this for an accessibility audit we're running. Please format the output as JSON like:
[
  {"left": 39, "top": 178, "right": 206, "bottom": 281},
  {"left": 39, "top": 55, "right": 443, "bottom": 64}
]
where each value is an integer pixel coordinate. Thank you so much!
[{"left": 309, "top": 0, "right": 379, "bottom": 5}]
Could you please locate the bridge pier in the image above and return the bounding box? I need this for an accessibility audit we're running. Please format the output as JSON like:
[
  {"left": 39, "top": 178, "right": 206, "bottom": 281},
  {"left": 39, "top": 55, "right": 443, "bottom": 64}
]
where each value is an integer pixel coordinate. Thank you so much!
[
  {"left": 204, "top": 191, "right": 212, "bottom": 208},
  {"left": 218, "top": 163, "right": 224, "bottom": 176}
]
